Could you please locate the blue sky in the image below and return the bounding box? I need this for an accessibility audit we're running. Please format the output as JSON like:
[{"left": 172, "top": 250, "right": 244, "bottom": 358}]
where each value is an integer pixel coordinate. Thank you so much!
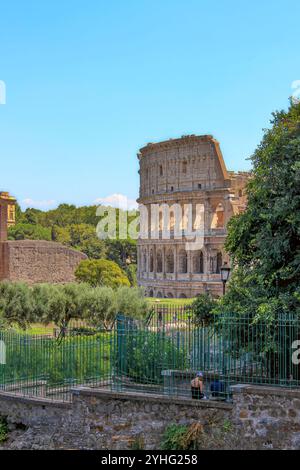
[{"left": 0, "top": 0, "right": 299, "bottom": 210}]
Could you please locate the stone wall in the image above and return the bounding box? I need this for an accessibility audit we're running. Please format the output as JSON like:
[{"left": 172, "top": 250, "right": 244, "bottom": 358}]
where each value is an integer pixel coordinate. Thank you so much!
[
  {"left": 0, "top": 240, "right": 87, "bottom": 284},
  {"left": 1, "top": 386, "right": 300, "bottom": 450},
  {"left": 231, "top": 385, "right": 300, "bottom": 450}
]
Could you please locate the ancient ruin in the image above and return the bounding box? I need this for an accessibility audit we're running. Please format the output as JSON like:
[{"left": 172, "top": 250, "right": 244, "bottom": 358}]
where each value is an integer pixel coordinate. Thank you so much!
[
  {"left": 0, "top": 192, "right": 86, "bottom": 284},
  {"left": 137, "top": 135, "right": 250, "bottom": 298}
]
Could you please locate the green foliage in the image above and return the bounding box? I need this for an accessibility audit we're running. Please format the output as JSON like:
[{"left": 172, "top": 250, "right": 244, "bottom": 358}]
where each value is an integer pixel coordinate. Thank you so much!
[
  {"left": 75, "top": 259, "right": 130, "bottom": 288},
  {"left": 160, "top": 424, "right": 189, "bottom": 450},
  {"left": 117, "top": 329, "right": 187, "bottom": 384},
  {"left": 53, "top": 224, "right": 107, "bottom": 259},
  {"left": 0, "top": 417, "right": 8, "bottom": 443},
  {"left": 42, "top": 283, "right": 91, "bottom": 333},
  {"left": 14, "top": 203, "right": 137, "bottom": 271},
  {"left": 225, "top": 101, "right": 300, "bottom": 319},
  {"left": 115, "top": 287, "right": 149, "bottom": 319},
  {"left": 192, "top": 293, "right": 217, "bottom": 326},
  {"left": 8, "top": 223, "right": 51, "bottom": 241},
  {"left": 0, "top": 330, "right": 112, "bottom": 387},
  {"left": 161, "top": 423, "right": 205, "bottom": 450},
  {"left": 83, "top": 286, "right": 117, "bottom": 330},
  {"left": 105, "top": 239, "right": 137, "bottom": 267},
  {"left": 124, "top": 263, "right": 137, "bottom": 287},
  {"left": 0, "top": 282, "right": 148, "bottom": 333},
  {"left": 0, "top": 282, "right": 34, "bottom": 329}
]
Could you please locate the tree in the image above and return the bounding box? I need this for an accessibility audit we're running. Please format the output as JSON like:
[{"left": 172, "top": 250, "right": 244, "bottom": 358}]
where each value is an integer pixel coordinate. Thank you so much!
[
  {"left": 225, "top": 100, "right": 300, "bottom": 318},
  {"left": 192, "top": 293, "right": 217, "bottom": 326},
  {"left": 106, "top": 239, "right": 137, "bottom": 267},
  {"left": 115, "top": 287, "right": 149, "bottom": 319},
  {"left": 0, "top": 282, "right": 34, "bottom": 328},
  {"left": 35, "top": 283, "right": 90, "bottom": 336},
  {"left": 8, "top": 223, "right": 52, "bottom": 241},
  {"left": 75, "top": 259, "right": 130, "bottom": 288},
  {"left": 82, "top": 286, "right": 117, "bottom": 330}
]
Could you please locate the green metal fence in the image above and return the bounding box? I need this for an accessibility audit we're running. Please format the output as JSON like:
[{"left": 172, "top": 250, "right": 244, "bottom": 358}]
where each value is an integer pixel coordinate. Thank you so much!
[{"left": 0, "top": 309, "right": 299, "bottom": 402}]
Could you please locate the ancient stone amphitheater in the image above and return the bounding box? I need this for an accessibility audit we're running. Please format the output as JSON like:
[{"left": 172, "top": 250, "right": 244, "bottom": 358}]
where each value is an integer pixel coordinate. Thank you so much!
[{"left": 137, "top": 135, "right": 250, "bottom": 298}]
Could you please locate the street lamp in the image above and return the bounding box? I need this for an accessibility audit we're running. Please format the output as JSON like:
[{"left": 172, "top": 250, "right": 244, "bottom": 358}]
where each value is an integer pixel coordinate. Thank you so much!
[{"left": 220, "top": 262, "right": 231, "bottom": 295}]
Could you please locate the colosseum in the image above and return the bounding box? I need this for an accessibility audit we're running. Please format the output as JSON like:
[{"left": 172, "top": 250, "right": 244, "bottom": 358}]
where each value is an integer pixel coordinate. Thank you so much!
[{"left": 137, "top": 135, "right": 250, "bottom": 298}]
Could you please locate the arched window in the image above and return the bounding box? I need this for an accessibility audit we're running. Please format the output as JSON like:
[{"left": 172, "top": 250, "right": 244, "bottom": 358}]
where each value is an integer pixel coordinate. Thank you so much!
[
  {"left": 149, "top": 249, "right": 154, "bottom": 273},
  {"left": 216, "top": 252, "right": 223, "bottom": 274},
  {"left": 193, "top": 251, "right": 204, "bottom": 274},
  {"left": 156, "top": 250, "right": 163, "bottom": 273},
  {"left": 178, "top": 249, "right": 187, "bottom": 274},
  {"left": 182, "top": 161, "right": 187, "bottom": 174},
  {"left": 159, "top": 165, "right": 163, "bottom": 176},
  {"left": 166, "top": 249, "right": 174, "bottom": 273}
]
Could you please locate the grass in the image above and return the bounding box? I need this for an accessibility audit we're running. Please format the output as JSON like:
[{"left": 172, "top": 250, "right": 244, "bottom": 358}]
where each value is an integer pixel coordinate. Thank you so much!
[
  {"left": 11, "top": 323, "right": 56, "bottom": 336},
  {"left": 146, "top": 298, "right": 195, "bottom": 306},
  {"left": 0, "top": 330, "right": 113, "bottom": 388}
]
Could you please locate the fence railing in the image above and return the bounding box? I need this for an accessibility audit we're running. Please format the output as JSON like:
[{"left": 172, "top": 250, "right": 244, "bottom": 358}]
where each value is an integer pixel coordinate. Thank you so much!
[{"left": 0, "top": 309, "right": 299, "bottom": 402}]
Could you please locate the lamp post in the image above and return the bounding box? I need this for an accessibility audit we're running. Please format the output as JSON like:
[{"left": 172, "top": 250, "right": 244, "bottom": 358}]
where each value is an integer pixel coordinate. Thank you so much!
[{"left": 220, "top": 262, "right": 231, "bottom": 295}]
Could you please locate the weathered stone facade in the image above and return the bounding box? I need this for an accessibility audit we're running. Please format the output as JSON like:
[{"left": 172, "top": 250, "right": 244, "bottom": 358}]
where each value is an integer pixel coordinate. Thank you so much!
[
  {"left": 0, "top": 240, "right": 87, "bottom": 284},
  {"left": 0, "top": 192, "right": 86, "bottom": 284},
  {"left": 1, "top": 386, "right": 300, "bottom": 450},
  {"left": 137, "top": 135, "right": 250, "bottom": 298}
]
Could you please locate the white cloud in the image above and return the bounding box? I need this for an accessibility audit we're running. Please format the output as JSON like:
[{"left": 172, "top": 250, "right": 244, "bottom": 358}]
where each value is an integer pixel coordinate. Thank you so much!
[
  {"left": 21, "top": 198, "right": 57, "bottom": 210},
  {"left": 94, "top": 193, "right": 138, "bottom": 210}
]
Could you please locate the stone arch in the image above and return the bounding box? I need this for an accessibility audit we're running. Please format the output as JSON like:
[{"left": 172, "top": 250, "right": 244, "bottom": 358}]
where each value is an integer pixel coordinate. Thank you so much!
[
  {"left": 166, "top": 249, "right": 174, "bottom": 273},
  {"left": 149, "top": 289, "right": 154, "bottom": 298},
  {"left": 167, "top": 292, "right": 174, "bottom": 298},
  {"left": 179, "top": 293, "right": 187, "bottom": 299},
  {"left": 149, "top": 249, "right": 154, "bottom": 273},
  {"left": 157, "top": 291, "right": 163, "bottom": 298},
  {"left": 178, "top": 249, "right": 187, "bottom": 274},
  {"left": 193, "top": 251, "right": 204, "bottom": 274},
  {"left": 156, "top": 249, "right": 163, "bottom": 273},
  {"left": 216, "top": 252, "right": 223, "bottom": 273}
]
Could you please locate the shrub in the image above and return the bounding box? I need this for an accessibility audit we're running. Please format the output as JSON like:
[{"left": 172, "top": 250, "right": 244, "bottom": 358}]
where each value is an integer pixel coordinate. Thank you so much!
[
  {"left": 192, "top": 293, "right": 217, "bottom": 326},
  {"left": 116, "top": 329, "right": 187, "bottom": 384},
  {"left": 161, "top": 423, "right": 204, "bottom": 450},
  {"left": 160, "top": 424, "right": 188, "bottom": 450},
  {"left": 0, "top": 417, "right": 8, "bottom": 443},
  {"left": 75, "top": 259, "right": 130, "bottom": 288}
]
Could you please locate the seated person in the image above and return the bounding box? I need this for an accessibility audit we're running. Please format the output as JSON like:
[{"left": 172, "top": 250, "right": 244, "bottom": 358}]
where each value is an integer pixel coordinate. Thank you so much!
[
  {"left": 191, "top": 371, "right": 205, "bottom": 399},
  {"left": 210, "top": 378, "right": 225, "bottom": 398}
]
